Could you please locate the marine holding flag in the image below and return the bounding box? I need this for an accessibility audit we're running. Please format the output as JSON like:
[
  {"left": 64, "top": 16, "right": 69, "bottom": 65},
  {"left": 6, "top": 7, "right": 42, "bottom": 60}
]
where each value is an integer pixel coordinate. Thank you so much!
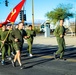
[
  {"left": 6, "top": 0, "right": 26, "bottom": 68},
  {"left": 0, "top": 0, "right": 26, "bottom": 67}
]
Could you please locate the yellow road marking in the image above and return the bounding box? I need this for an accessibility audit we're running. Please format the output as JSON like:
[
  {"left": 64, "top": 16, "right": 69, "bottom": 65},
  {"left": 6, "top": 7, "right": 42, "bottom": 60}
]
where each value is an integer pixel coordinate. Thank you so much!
[
  {"left": 67, "top": 59, "right": 76, "bottom": 62},
  {"left": 41, "top": 56, "right": 54, "bottom": 59},
  {"left": 41, "top": 55, "right": 76, "bottom": 62},
  {"left": 34, "top": 54, "right": 76, "bottom": 62}
]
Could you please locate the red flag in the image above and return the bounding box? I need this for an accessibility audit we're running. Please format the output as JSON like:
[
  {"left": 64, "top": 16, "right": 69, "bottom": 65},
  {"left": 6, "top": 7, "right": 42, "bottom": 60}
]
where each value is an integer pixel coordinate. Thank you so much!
[
  {"left": 0, "top": 0, "right": 26, "bottom": 27},
  {"left": 5, "top": 0, "right": 26, "bottom": 23}
]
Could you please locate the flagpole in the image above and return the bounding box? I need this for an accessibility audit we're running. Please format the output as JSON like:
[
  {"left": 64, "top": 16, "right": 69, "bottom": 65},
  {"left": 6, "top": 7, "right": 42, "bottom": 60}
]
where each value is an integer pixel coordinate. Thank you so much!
[
  {"left": 32, "top": 0, "right": 34, "bottom": 29},
  {"left": 0, "top": 30, "right": 10, "bottom": 51}
]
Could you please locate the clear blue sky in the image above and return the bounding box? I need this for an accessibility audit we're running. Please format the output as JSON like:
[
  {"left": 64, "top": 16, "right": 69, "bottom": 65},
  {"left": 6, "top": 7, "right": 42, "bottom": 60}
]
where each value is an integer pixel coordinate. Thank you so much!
[{"left": 0, "top": 0, "right": 76, "bottom": 23}]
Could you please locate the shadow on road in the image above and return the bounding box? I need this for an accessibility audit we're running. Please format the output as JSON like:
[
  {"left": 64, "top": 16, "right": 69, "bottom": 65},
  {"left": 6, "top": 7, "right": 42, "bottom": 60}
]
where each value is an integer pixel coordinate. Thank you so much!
[
  {"left": 21, "top": 43, "right": 76, "bottom": 69},
  {"left": 22, "top": 43, "right": 76, "bottom": 58}
]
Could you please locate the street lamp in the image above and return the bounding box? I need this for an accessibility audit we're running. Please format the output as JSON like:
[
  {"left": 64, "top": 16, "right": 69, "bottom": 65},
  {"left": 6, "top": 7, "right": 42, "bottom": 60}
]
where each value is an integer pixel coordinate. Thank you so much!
[{"left": 32, "top": 0, "right": 34, "bottom": 29}]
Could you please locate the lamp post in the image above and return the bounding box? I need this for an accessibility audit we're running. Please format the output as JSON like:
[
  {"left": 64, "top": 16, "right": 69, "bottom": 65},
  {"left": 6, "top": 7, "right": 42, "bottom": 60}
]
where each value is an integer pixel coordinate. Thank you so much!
[{"left": 32, "top": 0, "right": 34, "bottom": 29}]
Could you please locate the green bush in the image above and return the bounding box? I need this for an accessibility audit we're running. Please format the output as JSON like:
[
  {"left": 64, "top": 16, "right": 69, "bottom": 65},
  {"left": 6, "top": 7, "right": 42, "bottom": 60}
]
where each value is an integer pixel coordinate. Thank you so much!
[{"left": 34, "top": 26, "right": 41, "bottom": 34}]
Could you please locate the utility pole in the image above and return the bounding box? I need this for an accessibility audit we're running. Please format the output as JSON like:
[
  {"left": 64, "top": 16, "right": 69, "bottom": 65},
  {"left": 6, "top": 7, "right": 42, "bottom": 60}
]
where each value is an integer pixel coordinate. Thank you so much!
[
  {"left": 75, "top": 15, "right": 76, "bottom": 36},
  {"left": 32, "top": 0, "right": 34, "bottom": 29}
]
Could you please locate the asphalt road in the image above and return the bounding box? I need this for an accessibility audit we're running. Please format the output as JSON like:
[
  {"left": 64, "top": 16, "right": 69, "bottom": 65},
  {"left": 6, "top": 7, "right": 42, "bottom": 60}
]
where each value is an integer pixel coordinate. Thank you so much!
[{"left": 0, "top": 35, "right": 76, "bottom": 75}]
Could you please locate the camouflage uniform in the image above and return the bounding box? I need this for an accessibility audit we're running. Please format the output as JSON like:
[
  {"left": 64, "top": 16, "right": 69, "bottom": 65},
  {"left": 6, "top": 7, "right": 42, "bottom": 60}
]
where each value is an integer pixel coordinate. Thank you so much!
[
  {"left": 54, "top": 25, "right": 66, "bottom": 58},
  {"left": 10, "top": 29, "right": 26, "bottom": 52},
  {"left": 0, "top": 30, "right": 10, "bottom": 60},
  {"left": 26, "top": 29, "right": 36, "bottom": 54}
]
